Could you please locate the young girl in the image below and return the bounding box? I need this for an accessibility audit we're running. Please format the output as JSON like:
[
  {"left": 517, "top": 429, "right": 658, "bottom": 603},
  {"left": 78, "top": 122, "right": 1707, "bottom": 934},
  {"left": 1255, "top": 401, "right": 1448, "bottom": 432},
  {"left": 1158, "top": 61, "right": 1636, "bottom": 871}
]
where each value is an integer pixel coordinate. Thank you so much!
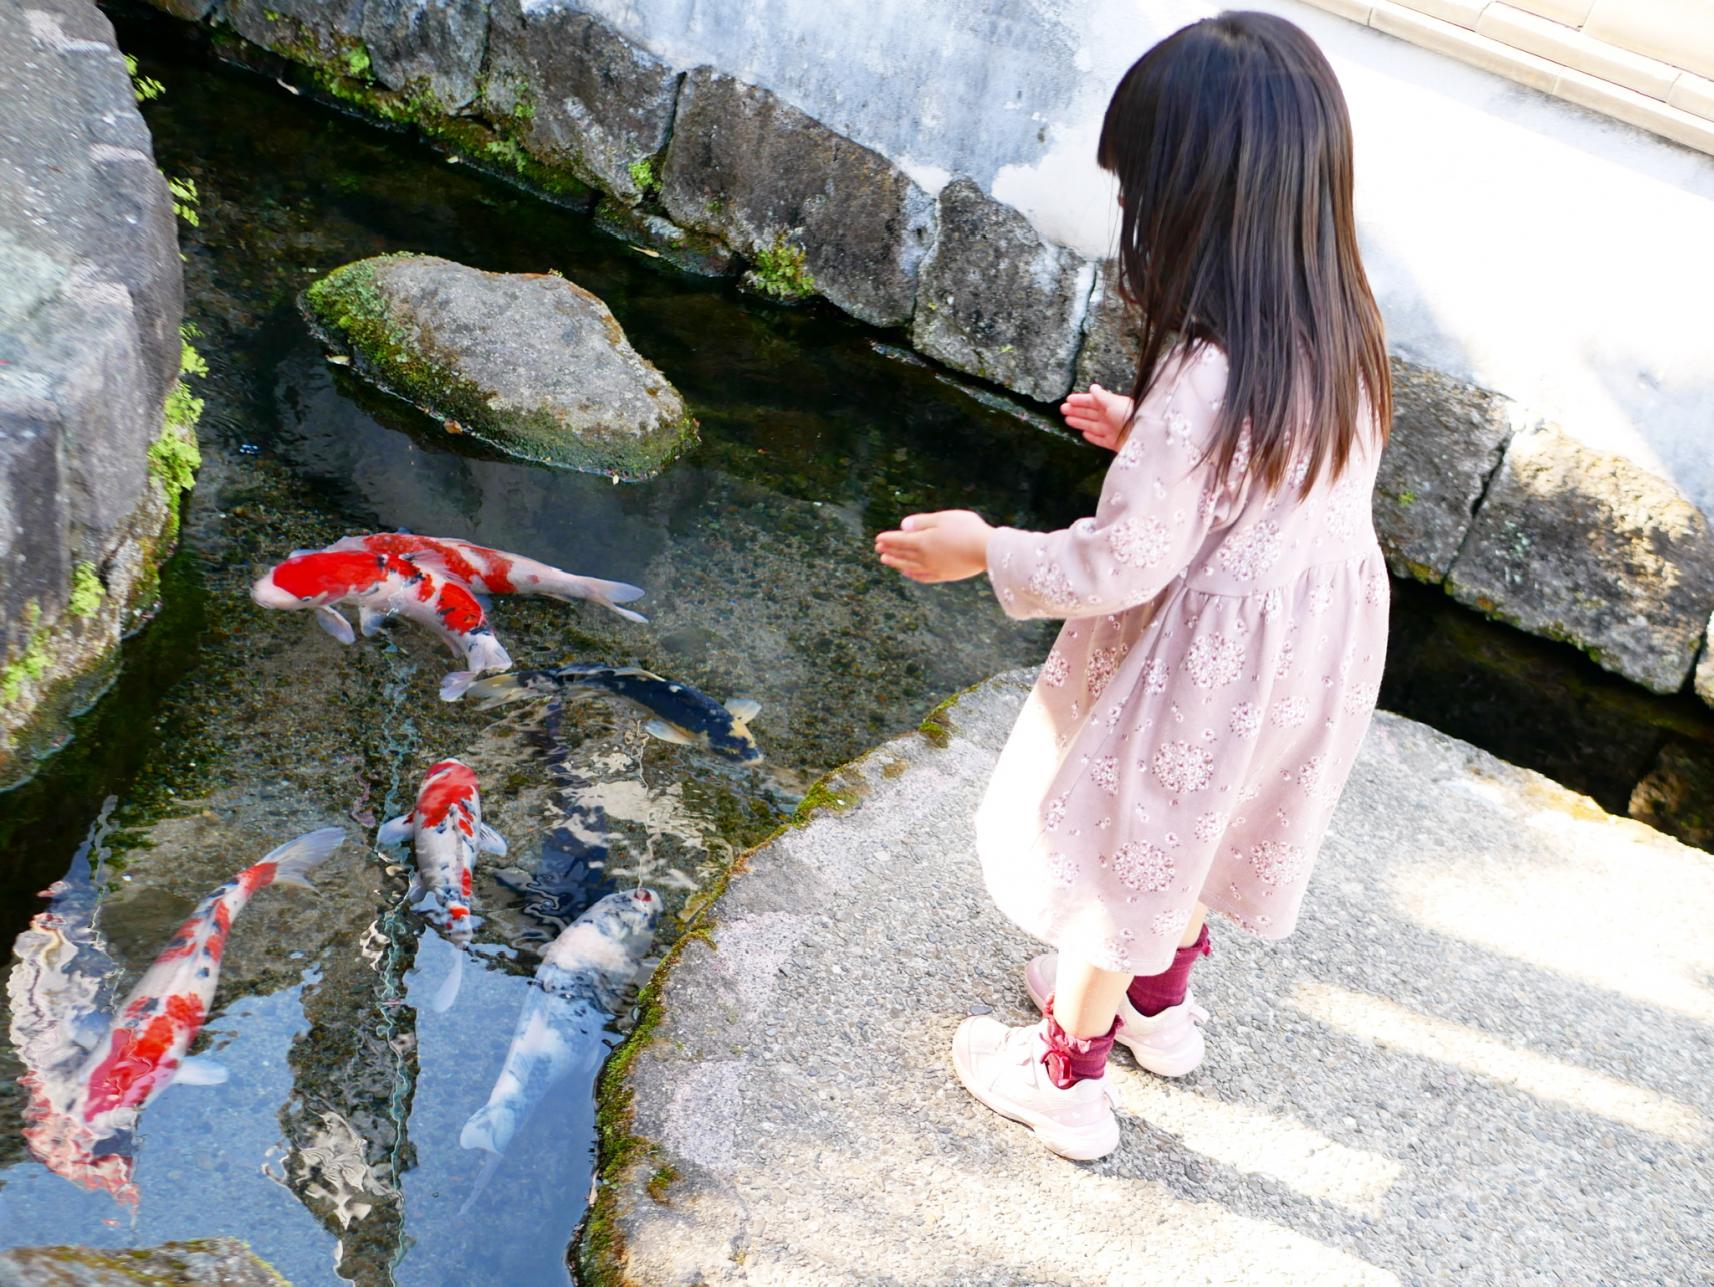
[{"left": 876, "top": 12, "right": 1391, "bottom": 1161}]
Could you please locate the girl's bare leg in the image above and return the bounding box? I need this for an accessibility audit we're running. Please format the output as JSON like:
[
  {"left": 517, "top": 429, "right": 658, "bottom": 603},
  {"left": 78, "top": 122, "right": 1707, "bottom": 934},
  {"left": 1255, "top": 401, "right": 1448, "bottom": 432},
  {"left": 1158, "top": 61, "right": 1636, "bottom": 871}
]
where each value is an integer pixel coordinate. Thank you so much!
[
  {"left": 1051, "top": 954, "right": 1131, "bottom": 1040},
  {"left": 1179, "top": 902, "right": 1208, "bottom": 948}
]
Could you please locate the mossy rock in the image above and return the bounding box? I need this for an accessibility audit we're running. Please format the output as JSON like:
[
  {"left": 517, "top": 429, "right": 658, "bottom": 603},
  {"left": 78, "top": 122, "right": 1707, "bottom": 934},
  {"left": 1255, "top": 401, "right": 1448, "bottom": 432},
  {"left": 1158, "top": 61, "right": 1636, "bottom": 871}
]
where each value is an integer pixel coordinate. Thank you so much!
[
  {"left": 0, "top": 1237, "right": 286, "bottom": 1285},
  {"left": 302, "top": 253, "right": 697, "bottom": 478}
]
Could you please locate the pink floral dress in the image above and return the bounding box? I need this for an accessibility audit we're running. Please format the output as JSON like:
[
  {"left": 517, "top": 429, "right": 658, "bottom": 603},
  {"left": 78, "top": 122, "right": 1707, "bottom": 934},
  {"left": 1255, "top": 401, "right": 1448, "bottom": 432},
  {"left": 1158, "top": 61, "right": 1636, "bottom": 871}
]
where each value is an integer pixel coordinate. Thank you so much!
[{"left": 977, "top": 344, "right": 1389, "bottom": 976}]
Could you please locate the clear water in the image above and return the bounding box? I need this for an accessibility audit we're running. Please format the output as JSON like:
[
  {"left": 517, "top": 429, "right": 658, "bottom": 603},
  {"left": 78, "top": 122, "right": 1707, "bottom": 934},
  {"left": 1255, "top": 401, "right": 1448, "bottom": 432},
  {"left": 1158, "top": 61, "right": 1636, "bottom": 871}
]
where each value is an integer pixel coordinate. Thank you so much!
[
  {"left": 0, "top": 23, "right": 1085, "bottom": 1286},
  {"left": 4, "top": 12, "right": 1712, "bottom": 1286}
]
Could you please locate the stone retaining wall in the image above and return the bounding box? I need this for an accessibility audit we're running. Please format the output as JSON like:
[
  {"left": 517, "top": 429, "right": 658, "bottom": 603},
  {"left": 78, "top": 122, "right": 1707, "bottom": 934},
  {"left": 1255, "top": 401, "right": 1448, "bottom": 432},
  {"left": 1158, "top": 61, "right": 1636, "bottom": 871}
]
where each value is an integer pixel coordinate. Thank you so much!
[
  {"left": 128, "top": 0, "right": 1714, "bottom": 708},
  {"left": 0, "top": 0, "right": 192, "bottom": 786}
]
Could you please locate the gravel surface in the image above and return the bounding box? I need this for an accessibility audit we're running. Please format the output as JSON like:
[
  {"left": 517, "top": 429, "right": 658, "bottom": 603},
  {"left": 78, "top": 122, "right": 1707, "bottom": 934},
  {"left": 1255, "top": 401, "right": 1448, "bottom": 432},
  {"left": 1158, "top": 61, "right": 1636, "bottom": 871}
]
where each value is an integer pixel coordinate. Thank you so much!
[{"left": 596, "top": 670, "right": 1714, "bottom": 1285}]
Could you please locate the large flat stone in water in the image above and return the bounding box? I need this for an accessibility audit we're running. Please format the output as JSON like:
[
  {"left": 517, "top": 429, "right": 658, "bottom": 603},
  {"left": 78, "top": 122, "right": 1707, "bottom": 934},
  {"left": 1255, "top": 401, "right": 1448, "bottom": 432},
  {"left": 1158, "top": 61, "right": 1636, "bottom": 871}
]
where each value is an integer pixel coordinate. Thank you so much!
[
  {"left": 0, "top": 1238, "right": 282, "bottom": 1285},
  {"left": 303, "top": 253, "right": 696, "bottom": 478},
  {"left": 589, "top": 672, "right": 1713, "bottom": 1284}
]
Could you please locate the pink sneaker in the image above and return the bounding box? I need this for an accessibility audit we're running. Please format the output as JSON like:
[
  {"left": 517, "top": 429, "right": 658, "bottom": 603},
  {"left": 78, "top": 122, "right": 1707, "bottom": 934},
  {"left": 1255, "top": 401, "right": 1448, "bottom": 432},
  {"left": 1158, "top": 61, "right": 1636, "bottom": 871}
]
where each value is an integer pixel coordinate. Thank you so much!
[
  {"left": 1023, "top": 955, "right": 1207, "bottom": 1078},
  {"left": 951, "top": 1016, "right": 1120, "bottom": 1160}
]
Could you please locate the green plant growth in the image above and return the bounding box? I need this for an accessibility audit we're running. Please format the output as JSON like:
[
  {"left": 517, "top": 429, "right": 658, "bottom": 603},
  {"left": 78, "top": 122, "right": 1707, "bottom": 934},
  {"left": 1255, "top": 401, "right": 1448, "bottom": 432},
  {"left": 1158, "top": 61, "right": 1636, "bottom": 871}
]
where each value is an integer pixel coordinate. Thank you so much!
[
  {"left": 2, "top": 604, "right": 49, "bottom": 705},
  {"left": 67, "top": 563, "right": 104, "bottom": 620},
  {"left": 150, "top": 331, "right": 207, "bottom": 544},
  {"left": 627, "top": 156, "right": 658, "bottom": 196},
  {"left": 166, "top": 176, "right": 199, "bottom": 228},
  {"left": 125, "top": 55, "right": 165, "bottom": 103},
  {"left": 748, "top": 234, "right": 816, "bottom": 301},
  {"left": 344, "top": 46, "right": 372, "bottom": 79}
]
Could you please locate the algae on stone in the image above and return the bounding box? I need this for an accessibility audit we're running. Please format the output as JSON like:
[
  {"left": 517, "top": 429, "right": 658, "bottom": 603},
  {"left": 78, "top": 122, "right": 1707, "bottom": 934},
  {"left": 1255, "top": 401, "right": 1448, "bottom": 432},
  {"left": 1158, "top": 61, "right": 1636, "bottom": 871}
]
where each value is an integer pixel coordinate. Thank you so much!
[{"left": 303, "top": 253, "right": 697, "bottom": 478}]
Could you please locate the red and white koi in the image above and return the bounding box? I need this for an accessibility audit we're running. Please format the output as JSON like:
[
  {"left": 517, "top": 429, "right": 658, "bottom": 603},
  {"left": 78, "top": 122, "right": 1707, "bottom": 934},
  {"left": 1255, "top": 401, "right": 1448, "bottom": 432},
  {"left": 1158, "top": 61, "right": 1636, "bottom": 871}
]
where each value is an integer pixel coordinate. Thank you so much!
[
  {"left": 19, "top": 828, "right": 345, "bottom": 1204},
  {"left": 378, "top": 759, "right": 507, "bottom": 1012},
  {"left": 251, "top": 548, "right": 512, "bottom": 700},
  {"left": 325, "top": 532, "right": 648, "bottom": 624}
]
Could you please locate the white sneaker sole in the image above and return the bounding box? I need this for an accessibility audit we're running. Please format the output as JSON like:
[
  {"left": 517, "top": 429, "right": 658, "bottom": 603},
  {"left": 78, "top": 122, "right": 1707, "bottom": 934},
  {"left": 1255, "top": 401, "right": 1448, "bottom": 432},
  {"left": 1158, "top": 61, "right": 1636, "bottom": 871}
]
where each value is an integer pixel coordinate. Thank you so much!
[
  {"left": 1023, "top": 971, "right": 1205, "bottom": 1079},
  {"left": 951, "top": 1020, "right": 1121, "bottom": 1162}
]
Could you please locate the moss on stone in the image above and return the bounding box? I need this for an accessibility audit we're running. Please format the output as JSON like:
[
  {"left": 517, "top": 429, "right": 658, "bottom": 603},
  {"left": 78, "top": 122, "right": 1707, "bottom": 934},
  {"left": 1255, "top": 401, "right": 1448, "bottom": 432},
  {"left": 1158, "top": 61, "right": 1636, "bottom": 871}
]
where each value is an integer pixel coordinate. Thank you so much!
[
  {"left": 67, "top": 563, "right": 104, "bottom": 619},
  {"left": 745, "top": 232, "right": 816, "bottom": 301},
  {"left": 645, "top": 1163, "right": 678, "bottom": 1204},
  {"left": 2, "top": 603, "right": 51, "bottom": 705}
]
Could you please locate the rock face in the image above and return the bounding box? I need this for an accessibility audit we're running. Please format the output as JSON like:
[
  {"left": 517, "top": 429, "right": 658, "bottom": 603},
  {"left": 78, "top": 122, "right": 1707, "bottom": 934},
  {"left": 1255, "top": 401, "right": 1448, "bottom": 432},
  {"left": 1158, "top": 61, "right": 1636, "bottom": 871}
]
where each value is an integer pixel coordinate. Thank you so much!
[
  {"left": 0, "top": 1239, "right": 283, "bottom": 1286},
  {"left": 660, "top": 68, "right": 936, "bottom": 328},
  {"left": 481, "top": 0, "right": 681, "bottom": 204},
  {"left": 221, "top": 0, "right": 367, "bottom": 67},
  {"left": 592, "top": 196, "right": 736, "bottom": 277},
  {"left": 911, "top": 179, "right": 1093, "bottom": 403},
  {"left": 1374, "top": 356, "right": 1517, "bottom": 583},
  {"left": 1446, "top": 425, "right": 1714, "bottom": 694},
  {"left": 1698, "top": 621, "right": 1714, "bottom": 708},
  {"left": 584, "top": 671, "right": 1714, "bottom": 1285},
  {"left": 1073, "top": 260, "right": 1138, "bottom": 395},
  {"left": 360, "top": 0, "right": 490, "bottom": 110},
  {"left": 0, "top": 0, "right": 187, "bottom": 784},
  {"left": 302, "top": 253, "right": 697, "bottom": 478}
]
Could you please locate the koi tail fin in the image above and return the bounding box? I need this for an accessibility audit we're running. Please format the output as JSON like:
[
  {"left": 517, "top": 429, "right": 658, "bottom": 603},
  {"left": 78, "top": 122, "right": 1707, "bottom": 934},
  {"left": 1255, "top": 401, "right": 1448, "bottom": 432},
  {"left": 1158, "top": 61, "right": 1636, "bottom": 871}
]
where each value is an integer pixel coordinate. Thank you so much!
[
  {"left": 254, "top": 827, "right": 347, "bottom": 891},
  {"left": 430, "top": 948, "right": 464, "bottom": 1013},
  {"left": 538, "top": 573, "right": 650, "bottom": 625},
  {"left": 457, "top": 1151, "right": 504, "bottom": 1218}
]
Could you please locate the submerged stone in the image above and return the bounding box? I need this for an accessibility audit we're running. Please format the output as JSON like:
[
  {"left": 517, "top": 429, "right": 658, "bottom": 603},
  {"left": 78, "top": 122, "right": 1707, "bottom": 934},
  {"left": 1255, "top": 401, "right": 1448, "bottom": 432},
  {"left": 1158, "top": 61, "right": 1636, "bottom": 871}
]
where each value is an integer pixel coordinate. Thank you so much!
[
  {"left": 481, "top": 0, "right": 680, "bottom": 204},
  {"left": 911, "top": 178, "right": 1093, "bottom": 404},
  {"left": 1447, "top": 424, "right": 1714, "bottom": 694},
  {"left": 660, "top": 68, "right": 936, "bottom": 327},
  {"left": 0, "top": 1238, "right": 284, "bottom": 1285},
  {"left": 302, "top": 253, "right": 697, "bottom": 478},
  {"left": 1375, "top": 356, "right": 1518, "bottom": 584}
]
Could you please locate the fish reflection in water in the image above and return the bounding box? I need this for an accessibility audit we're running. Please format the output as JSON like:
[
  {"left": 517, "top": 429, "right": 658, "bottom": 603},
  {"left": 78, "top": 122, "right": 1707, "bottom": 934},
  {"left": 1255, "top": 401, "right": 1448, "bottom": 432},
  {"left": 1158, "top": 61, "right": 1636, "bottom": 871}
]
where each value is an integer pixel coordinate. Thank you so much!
[
  {"left": 458, "top": 889, "right": 660, "bottom": 1208},
  {"left": 8, "top": 826, "right": 346, "bottom": 1204},
  {"left": 468, "top": 664, "right": 765, "bottom": 763}
]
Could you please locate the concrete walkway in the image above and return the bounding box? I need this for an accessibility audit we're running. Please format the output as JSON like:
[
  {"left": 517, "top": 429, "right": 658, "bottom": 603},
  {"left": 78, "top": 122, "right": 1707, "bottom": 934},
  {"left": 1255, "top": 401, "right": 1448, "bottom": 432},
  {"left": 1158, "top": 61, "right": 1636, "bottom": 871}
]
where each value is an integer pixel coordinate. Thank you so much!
[{"left": 587, "top": 671, "right": 1714, "bottom": 1285}]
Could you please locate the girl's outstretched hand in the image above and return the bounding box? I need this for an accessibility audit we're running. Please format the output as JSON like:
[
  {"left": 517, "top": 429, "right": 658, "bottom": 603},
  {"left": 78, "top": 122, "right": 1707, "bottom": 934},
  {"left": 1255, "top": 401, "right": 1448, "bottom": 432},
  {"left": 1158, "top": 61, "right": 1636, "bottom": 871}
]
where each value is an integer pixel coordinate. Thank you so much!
[
  {"left": 1060, "top": 383, "right": 1135, "bottom": 451},
  {"left": 875, "top": 510, "right": 993, "bottom": 583}
]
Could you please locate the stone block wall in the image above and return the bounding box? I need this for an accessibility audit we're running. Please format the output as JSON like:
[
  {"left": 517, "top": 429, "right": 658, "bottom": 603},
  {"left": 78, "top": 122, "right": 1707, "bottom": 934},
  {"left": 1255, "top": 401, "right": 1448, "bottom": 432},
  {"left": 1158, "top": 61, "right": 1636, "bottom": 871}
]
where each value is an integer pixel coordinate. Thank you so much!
[
  {"left": 0, "top": 0, "right": 192, "bottom": 785},
  {"left": 124, "top": 0, "right": 1714, "bottom": 709}
]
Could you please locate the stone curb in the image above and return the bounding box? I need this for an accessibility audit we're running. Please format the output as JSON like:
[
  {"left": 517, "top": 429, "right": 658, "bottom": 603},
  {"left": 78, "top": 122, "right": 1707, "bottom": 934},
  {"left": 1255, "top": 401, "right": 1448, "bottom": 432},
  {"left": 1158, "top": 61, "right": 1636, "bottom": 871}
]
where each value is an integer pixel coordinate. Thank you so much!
[{"left": 127, "top": 0, "right": 1714, "bottom": 715}]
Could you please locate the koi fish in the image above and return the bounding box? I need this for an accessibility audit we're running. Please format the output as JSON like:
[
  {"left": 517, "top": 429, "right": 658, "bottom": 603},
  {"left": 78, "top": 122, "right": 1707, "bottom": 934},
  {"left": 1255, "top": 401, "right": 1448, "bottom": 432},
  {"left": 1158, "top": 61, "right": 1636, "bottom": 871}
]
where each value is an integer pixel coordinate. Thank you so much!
[
  {"left": 465, "top": 664, "right": 764, "bottom": 762},
  {"left": 325, "top": 533, "right": 648, "bottom": 624},
  {"left": 458, "top": 888, "right": 659, "bottom": 1202},
  {"left": 20, "top": 827, "right": 346, "bottom": 1203},
  {"left": 377, "top": 758, "right": 507, "bottom": 1012},
  {"left": 251, "top": 549, "right": 512, "bottom": 700}
]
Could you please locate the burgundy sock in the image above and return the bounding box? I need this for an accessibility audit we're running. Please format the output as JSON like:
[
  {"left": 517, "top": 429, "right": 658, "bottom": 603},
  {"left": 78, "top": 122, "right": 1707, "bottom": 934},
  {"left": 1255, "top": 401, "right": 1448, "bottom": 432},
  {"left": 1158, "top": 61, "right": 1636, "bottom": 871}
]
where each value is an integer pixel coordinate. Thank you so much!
[
  {"left": 1127, "top": 923, "right": 1211, "bottom": 1017},
  {"left": 1040, "top": 998, "right": 1119, "bottom": 1089}
]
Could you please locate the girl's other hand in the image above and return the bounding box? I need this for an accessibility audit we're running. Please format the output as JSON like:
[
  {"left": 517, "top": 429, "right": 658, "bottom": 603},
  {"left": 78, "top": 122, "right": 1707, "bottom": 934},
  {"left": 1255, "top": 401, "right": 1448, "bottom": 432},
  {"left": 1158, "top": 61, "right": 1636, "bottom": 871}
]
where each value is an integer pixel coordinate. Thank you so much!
[
  {"left": 1060, "top": 383, "right": 1135, "bottom": 451},
  {"left": 875, "top": 510, "right": 993, "bottom": 583}
]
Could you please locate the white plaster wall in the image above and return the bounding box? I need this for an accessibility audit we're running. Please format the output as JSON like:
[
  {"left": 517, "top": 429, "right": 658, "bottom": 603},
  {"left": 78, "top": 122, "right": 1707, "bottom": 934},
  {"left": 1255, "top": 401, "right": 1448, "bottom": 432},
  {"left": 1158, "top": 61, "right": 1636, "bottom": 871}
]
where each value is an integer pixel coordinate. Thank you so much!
[{"left": 566, "top": 0, "right": 1714, "bottom": 514}]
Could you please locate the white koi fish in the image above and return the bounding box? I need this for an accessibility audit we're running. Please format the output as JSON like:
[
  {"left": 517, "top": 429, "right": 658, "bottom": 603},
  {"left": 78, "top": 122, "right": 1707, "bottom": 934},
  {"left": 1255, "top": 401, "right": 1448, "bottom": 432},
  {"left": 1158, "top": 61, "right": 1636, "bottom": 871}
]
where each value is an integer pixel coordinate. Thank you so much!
[
  {"left": 20, "top": 827, "right": 346, "bottom": 1204},
  {"left": 378, "top": 758, "right": 507, "bottom": 1012},
  {"left": 325, "top": 533, "right": 649, "bottom": 625},
  {"left": 250, "top": 548, "right": 511, "bottom": 700},
  {"left": 458, "top": 889, "right": 660, "bottom": 1202}
]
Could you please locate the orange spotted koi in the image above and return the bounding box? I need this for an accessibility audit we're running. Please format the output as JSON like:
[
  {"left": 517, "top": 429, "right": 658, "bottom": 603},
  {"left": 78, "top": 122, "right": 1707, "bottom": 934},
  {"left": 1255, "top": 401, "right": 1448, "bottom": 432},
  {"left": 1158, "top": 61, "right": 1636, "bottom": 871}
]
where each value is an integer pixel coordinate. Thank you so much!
[
  {"left": 378, "top": 759, "right": 507, "bottom": 1012},
  {"left": 19, "top": 828, "right": 345, "bottom": 1204},
  {"left": 251, "top": 548, "right": 512, "bottom": 700},
  {"left": 325, "top": 532, "right": 648, "bottom": 624}
]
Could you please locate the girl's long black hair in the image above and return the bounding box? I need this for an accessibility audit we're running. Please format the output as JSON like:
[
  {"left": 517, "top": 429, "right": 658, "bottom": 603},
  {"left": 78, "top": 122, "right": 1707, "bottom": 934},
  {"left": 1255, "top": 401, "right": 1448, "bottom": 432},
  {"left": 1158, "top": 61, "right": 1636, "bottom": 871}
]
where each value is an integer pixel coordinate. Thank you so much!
[{"left": 1100, "top": 11, "right": 1391, "bottom": 496}]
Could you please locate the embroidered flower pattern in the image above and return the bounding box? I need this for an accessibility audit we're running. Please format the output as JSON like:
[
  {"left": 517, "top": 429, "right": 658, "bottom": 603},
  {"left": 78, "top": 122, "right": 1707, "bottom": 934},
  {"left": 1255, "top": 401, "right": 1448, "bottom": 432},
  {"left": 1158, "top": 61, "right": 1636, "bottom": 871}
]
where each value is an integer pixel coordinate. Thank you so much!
[
  {"left": 1295, "top": 755, "right": 1326, "bottom": 797},
  {"left": 1250, "top": 839, "right": 1309, "bottom": 886},
  {"left": 1185, "top": 633, "right": 1244, "bottom": 689},
  {"left": 1343, "top": 680, "right": 1380, "bottom": 716},
  {"left": 1326, "top": 487, "right": 1365, "bottom": 539},
  {"left": 1229, "top": 703, "right": 1261, "bottom": 737},
  {"left": 1141, "top": 657, "right": 1170, "bottom": 695},
  {"left": 1109, "top": 515, "right": 1170, "bottom": 567},
  {"left": 1216, "top": 520, "right": 1282, "bottom": 580},
  {"left": 1112, "top": 841, "right": 1175, "bottom": 892},
  {"left": 1090, "top": 756, "right": 1120, "bottom": 796},
  {"left": 1087, "top": 645, "right": 1128, "bottom": 700},
  {"left": 1151, "top": 909, "right": 1184, "bottom": 937},
  {"left": 1044, "top": 793, "right": 1069, "bottom": 832},
  {"left": 1271, "top": 696, "right": 1308, "bottom": 729},
  {"left": 1194, "top": 811, "right": 1227, "bottom": 842},
  {"left": 1151, "top": 740, "right": 1213, "bottom": 793},
  {"left": 1047, "top": 851, "right": 1079, "bottom": 889},
  {"left": 1027, "top": 561, "right": 1078, "bottom": 612},
  {"left": 1041, "top": 651, "right": 1070, "bottom": 688}
]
